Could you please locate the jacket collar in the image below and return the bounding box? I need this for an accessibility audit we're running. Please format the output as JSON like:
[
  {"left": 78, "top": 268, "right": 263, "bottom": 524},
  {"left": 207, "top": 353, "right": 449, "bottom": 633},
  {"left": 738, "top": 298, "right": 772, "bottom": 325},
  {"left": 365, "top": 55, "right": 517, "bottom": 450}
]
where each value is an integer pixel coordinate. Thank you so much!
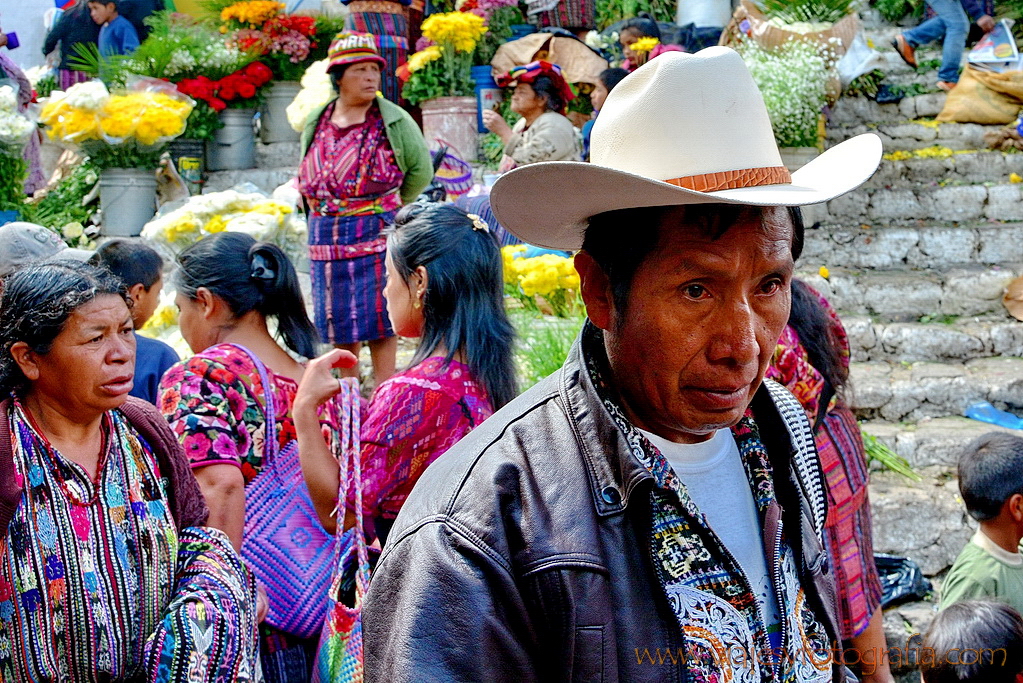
[
  {"left": 301, "top": 96, "right": 403, "bottom": 155},
  {"left": 558, "top": 322, "right": 653, "bottom": 517}
]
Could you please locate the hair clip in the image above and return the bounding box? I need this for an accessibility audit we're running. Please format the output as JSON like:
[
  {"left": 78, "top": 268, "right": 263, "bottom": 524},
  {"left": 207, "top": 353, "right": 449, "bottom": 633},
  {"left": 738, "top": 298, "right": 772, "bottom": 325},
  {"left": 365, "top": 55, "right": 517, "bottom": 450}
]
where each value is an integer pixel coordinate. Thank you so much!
[
  {"left": 467, "top": 213, "right": 489, "bottom": 233},
  {"left": 250, "top": 253, "right": 276, "bottom": 281}
]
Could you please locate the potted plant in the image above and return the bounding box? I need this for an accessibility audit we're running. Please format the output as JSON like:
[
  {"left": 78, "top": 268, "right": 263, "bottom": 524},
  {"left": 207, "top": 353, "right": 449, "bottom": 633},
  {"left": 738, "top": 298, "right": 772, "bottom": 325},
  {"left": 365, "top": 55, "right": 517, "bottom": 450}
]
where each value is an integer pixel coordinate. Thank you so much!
[
  {"left": 39, "top": 79, "right": 195, "bottom": 236},
  {"left": 0, "top": 85, "right": 34, "bottom": 225},
  {"left": 400, "top": 11, "right": 488, "bottom": 159}
]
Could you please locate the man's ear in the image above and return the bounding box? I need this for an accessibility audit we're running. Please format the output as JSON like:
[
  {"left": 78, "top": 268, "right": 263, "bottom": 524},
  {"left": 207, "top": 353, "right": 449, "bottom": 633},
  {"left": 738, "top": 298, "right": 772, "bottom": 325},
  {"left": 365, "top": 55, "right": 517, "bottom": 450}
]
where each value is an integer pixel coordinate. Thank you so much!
[
  {"left": 1009, "top": 493, "right": 1023, "bottom": 523},
  {"left": 575, "top": 251, "right": 613, "bottom": 331},
  {"left": 9, "top": 341, "right": 41, "bottom": 382},
  {"left": 127, "top": 282, "right": 146, "bottom": 304}
]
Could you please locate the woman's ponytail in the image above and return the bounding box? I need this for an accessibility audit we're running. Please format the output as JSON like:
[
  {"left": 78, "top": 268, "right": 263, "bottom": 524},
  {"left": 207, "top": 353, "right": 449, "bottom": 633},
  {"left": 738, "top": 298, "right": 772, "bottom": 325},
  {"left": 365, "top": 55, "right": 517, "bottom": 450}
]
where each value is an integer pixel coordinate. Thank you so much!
[{"left": 248, "top": 242, "right": 318, "bottom": 359}]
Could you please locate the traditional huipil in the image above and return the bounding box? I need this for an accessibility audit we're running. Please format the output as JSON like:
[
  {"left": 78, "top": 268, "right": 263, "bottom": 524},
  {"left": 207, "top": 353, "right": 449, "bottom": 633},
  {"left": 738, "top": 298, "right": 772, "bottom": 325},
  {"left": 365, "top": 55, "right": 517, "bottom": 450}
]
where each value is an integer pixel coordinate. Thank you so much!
[
  {"left": 0, "top": 398, "right": 259, "bottom": 682},
  {"left": 298, "top": 34, "right": 431, "bottom": 347}
]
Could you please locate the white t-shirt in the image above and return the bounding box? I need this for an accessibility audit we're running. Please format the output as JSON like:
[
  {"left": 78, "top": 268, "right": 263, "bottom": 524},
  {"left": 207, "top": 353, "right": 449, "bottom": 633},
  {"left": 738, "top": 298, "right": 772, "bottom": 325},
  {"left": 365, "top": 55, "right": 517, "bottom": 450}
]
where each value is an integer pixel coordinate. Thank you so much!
[{"left": 639, "top": 427, "right": 781, "bottom": 637}]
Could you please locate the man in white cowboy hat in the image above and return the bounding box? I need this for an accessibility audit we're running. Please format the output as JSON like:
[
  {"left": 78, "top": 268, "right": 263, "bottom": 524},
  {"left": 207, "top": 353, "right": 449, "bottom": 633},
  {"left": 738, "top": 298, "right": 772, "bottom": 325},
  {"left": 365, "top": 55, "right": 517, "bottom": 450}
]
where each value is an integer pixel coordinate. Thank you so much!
[{"left": 362, "top": 47, "right": 882, "bottom": 682}]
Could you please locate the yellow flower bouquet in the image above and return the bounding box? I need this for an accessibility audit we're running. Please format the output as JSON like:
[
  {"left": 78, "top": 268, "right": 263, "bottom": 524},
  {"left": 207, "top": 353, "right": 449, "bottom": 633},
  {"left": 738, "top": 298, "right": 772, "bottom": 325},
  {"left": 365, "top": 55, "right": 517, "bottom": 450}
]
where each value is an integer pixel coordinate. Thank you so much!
[
  {"left": 39, "top": 78, "right": 194, "bottom": 170},
  {"left": 400, "top": 12, "right": 487, "bottom": 106},
  {"left": 502, "top": 245, "right": 581, "bottom": 317}
]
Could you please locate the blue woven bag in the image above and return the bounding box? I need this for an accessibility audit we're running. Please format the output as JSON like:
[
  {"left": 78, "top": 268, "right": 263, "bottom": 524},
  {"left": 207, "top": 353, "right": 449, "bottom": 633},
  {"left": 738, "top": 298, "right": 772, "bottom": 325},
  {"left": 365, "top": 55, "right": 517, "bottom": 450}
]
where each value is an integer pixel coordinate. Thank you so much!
[{"left": 233, "top": 344, "right": 335, "bottom": 639}]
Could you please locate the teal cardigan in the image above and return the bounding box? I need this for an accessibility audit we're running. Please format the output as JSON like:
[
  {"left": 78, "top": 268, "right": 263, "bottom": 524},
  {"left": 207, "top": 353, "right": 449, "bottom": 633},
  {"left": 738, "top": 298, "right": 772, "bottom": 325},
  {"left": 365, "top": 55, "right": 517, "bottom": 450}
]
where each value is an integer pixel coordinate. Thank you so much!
[{"left": 300, "top": 97, "right": 433, "bottom": 206}]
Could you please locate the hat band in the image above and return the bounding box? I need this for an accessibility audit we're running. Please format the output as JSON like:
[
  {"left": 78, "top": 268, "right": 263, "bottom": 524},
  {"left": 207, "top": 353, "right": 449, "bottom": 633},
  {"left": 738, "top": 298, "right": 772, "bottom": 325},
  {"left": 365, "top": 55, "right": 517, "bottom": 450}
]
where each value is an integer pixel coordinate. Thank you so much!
[{"left": 665, "top": 166, "right": 792, "bottom": 193}]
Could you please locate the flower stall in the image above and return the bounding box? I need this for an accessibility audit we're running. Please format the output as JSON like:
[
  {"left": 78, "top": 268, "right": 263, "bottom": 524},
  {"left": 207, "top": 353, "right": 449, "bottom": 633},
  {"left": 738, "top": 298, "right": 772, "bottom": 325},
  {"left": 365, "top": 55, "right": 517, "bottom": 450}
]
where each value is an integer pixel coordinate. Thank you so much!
[{"left": 39, "top": 79, "right": 194, "bottom": 235}]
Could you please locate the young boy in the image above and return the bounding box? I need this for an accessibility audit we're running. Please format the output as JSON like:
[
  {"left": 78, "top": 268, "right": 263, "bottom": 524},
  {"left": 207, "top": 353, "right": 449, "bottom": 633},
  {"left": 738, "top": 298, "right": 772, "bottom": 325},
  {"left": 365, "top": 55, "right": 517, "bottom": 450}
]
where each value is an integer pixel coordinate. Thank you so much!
[
  {"left": 920, "top": 600, "right": 1023, "bottom": 682},
  {"left": 91, "top": 239, "right": 178, "bottom": 405},
  {"left": 88, "top": 0, "right": 139, "bottom": 57},
  {"left": 941, "top": 432, "right": 1023, "bottom": 614},
  {"left": 582, "top": 68, "right": 628, "bottom": 162}
]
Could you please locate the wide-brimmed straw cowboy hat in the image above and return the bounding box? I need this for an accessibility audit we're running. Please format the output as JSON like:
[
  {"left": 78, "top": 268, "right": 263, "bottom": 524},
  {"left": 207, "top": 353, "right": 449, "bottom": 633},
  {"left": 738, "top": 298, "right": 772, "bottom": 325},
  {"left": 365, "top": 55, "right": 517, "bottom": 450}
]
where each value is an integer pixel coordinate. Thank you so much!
[{"left": 489, "top": 46, "right": 882, "bottom": 250}]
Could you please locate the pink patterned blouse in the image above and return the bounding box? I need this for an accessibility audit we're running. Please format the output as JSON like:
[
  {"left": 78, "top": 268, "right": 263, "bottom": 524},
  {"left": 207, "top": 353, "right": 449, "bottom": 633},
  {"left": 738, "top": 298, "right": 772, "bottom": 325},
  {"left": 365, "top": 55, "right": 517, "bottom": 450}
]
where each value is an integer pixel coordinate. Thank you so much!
[{"left": 346, "top": 356, "right": 493, "bottom": 526}]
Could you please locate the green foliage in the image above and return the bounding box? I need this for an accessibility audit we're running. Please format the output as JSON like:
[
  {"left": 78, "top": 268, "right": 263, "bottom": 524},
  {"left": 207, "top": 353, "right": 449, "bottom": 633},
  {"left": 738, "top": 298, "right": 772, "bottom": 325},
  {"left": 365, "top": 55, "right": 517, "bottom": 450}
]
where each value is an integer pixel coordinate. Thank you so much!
[
  {"left": 21, "top": 162, "right": 100, "bottom": 232},
  {"left": 915, "top": 57, "right": 942, "bottom": 74},
  {"left": 595, "top": 0, "right": 675, "bottom": 30},
  {"left": 568, "top": 83, "right": 594, "bottom": 116},
  {"left": 0, "top": 151, "right": 28, "bottom": 210},
  {"left": 310, "top": 15, "right": 348, "bottom": 63},
  {"left": 68, "top": 42, "right": 129, "bottom": 85},
  {"left": 861, "top": 429, "right": 922, "bottom": 481},
  {"left": 474, "top": 6, "right": 524, "bottom": 66},
  {"left": 182, "top": 101, "right": 224, "bottom": 141},
  {"left": 758, "top": 0, "right": 856, "bottom": 24},
  {"left": 35, "top": 74, "right": 58, "bottom": 99},
  {"left": 872, "top": 0, "right": 925, "bottom": 23},
  {"left": 81, "top": 140, "right": 167, "bottom": 170},
  {"left": 887, "top": 81, "right": 928, "bottom": 97},
  {"left": 402, "top": 51, "right": 475, "bottom": 106},
  {"left": 511, "top": 310, "right": 585, "bottom": 388},
  {"left": 844, "top": 69, "right": 886, "bottom": 98}
]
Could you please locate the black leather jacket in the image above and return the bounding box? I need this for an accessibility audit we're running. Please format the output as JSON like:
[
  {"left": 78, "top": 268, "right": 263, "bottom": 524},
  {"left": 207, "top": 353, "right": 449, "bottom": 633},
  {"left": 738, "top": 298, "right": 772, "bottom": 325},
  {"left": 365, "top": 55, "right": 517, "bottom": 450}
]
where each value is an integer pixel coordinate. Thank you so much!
[{"left": 363, "top": 336, "right": 844, "bottom": 682}]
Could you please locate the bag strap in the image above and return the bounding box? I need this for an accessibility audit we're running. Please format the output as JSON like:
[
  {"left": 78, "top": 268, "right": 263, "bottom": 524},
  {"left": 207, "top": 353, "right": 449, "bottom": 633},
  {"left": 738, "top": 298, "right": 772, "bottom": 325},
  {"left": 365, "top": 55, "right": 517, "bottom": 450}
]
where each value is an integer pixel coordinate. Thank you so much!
[
  {"left": 223, "top": 344, "right": 279, "bottom": 464},
  {"left": 328, "top": 378, "right": 370, "bottom": 592}
]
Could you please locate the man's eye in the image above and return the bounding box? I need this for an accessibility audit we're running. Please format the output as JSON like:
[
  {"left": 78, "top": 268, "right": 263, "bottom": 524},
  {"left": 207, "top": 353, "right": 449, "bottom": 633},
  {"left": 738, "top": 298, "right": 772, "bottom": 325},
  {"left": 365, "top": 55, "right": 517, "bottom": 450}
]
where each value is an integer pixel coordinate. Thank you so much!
[
  {"left": 683, "top": 284, "right": 706, "bottom": 299},
  {"left": 761, "top": 279, "right": 783, "bottom": 295}
]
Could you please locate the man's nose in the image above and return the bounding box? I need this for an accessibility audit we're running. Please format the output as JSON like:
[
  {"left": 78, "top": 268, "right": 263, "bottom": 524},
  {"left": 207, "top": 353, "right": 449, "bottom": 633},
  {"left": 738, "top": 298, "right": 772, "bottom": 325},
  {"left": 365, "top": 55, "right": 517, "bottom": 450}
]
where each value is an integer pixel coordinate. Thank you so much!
[{"left": 709, "top": 301, "right": 759, "bottom": 367}]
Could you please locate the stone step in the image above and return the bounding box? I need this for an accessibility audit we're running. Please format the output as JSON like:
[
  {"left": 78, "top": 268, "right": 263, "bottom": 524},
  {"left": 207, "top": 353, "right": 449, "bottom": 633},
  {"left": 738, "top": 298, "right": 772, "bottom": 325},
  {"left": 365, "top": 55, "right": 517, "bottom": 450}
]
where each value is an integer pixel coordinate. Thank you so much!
[
  {"left": 849, "top": 357, "right": 1023, "bottom": 422},
  {"left": 801, "top": 222, "right": 1023, "bottom": 270},
  {"left": 823, "top": 181, "right": 1023, "bottom": 224},
  {"left": 829, "top": 93, "right": 947, "bottom": 129},
  {"left": 205, "top": 167, "right": 297, "bottom": 194},
  {"left": 861, "top": 416, "right": 1022, "bottom": 469},
  {"left": 827, "top": 119, "right": 1002, "bottom": 152},
  {"left": 843, "top": 316, "right": 1023, "bottom": 363},
  {"left": 862, "top": 149, "right": 1023, "bottom": 190},
  {"left": 798, "top": 265, "right": 1022, "bottom": 320},
  {"left": 868, "top": 465, "right": 970, "bottom": 577}
]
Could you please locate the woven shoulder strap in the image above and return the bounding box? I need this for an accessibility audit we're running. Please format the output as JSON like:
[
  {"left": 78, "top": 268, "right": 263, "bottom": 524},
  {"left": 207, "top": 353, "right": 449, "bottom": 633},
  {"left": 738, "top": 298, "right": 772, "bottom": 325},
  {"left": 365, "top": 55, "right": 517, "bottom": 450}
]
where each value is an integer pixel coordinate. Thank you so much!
[{"left": 762, "top": 379, "right": 827, "bottom": 538}]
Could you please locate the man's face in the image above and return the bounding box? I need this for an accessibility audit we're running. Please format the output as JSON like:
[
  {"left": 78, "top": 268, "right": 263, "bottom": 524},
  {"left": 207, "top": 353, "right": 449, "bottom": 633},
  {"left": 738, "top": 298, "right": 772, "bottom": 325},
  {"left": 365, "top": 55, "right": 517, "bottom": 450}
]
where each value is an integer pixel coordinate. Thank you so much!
[{"left": 582, "top": 206, "right": 794, "bottom": 444}]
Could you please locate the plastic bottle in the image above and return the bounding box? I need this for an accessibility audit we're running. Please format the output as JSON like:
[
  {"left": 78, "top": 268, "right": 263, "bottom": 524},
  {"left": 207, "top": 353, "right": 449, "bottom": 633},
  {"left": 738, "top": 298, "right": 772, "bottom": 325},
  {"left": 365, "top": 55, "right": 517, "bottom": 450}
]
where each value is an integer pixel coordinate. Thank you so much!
[{"left": 964, "top": 401, "right": 1023, "bottom": 430}]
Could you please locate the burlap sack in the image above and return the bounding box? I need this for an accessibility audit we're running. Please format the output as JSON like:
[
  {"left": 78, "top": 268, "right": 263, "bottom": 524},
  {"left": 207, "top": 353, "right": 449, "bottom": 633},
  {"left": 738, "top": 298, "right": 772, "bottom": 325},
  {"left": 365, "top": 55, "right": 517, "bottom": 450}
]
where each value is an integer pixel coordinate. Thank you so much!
[{"left": 937, "top": 65, "right": 1023, "bottom": 125}]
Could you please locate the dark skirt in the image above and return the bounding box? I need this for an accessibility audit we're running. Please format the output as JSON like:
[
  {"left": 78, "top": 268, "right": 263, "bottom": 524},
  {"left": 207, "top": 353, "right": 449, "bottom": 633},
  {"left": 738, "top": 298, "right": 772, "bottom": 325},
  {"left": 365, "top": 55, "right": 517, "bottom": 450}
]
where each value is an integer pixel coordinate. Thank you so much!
[
  {"left": 344, "top": 11, "right": 408, "bottom": 103},
  {"left": 309, "top": 212, "right": 395, "bottom": 345},
  {"left": 536, "top": 0, "right": 595, "bottom": 31}
]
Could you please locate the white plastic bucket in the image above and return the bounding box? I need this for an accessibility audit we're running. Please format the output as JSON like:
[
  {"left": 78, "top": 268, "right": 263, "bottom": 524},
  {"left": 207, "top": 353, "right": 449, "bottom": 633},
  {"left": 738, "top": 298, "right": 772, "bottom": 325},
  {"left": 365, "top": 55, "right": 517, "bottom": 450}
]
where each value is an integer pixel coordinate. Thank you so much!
[
  {"left": 99, "top": 168, "right": 157, "bottom": 237},
  {"left": 207, "top": 108, "right": 257, "bottom": 171},
  {"left": 260, "top": 81, "right": 302, "bottom": 144}
]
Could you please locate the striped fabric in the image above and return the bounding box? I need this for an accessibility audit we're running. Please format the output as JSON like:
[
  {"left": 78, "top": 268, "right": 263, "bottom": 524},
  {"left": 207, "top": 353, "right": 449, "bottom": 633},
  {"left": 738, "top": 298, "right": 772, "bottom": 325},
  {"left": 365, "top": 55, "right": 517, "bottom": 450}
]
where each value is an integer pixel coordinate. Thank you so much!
[
  {"left": 309, "top": 213, "right": 396, "bottom": 344},
  {"left": 344, "top": 10, "right": 408, "bottom": 103},
  {"left": 534, "top": 0, "right": 595, "bottom": 31}
]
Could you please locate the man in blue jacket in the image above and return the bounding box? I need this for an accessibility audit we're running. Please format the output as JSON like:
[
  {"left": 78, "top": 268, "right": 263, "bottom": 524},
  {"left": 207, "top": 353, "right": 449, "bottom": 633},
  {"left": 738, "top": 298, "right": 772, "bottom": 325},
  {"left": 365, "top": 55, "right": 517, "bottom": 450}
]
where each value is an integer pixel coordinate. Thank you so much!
[{"left": 892, "top": 0, "right": 995, "bottom": 91}]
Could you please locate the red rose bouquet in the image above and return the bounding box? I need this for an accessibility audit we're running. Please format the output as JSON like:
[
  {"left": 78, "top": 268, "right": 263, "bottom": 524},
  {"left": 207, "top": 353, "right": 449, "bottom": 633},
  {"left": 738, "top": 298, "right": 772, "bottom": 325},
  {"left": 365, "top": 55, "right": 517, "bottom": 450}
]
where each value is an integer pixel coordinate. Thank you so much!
[{"left": 177, "top": 62, "right": 273, "bottom": 111}]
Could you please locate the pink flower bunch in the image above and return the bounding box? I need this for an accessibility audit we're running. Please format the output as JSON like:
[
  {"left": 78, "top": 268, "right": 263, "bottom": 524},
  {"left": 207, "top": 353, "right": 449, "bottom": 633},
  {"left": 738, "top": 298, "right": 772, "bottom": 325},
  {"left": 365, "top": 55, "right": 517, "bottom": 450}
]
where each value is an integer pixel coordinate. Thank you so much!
[
  {"left": 271, "top": 29, "right": 311, "bottom": 62},
  {"left": 415, "top": 35, "right": 436, "bottom": 51},
  {"left": 477, "top": 0, "right": 518, "bottom": 12}
]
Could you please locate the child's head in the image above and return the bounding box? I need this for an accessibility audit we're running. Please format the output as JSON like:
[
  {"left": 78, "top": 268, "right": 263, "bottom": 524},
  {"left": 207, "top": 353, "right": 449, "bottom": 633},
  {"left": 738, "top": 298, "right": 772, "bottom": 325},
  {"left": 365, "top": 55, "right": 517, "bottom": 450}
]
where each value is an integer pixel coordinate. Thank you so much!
[
  {"left": 591, "top": 68, "right": 628, "bottom": 111},
  {"left": 921, "top": 600, "right": 1023, "bottom": 683},
  {"left": 958, "top": 432, "right": 1023, "bottom": 524},
  {"left": 87, "top": 0, "right": 118, "bottom": 25},
  {"left": 91, "top": 239, "right": 164, "bottom": 328},
  {"left": 619, "top": 13, "right": 660, "bottom": 45}
]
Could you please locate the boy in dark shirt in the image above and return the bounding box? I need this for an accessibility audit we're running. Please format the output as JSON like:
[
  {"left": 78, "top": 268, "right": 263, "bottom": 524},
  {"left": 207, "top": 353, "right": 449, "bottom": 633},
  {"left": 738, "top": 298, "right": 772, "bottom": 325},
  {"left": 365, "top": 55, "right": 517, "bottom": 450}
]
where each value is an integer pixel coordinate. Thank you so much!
[
  {"left": 88, "top": 0, "right": 139, "bottom": 57},
  {"left": 91, "top": 240, "right": 178, "bottom": 405}
]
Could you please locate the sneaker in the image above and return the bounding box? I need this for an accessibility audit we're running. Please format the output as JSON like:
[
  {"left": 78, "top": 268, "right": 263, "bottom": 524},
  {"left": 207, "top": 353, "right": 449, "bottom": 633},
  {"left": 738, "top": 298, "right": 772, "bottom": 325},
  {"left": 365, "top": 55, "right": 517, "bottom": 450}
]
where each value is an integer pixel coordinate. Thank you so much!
[
  {"left": 936, "top": 80, "right": 956, "bottom": 92},
  {"left": 891, "top": 34, "right": 917, "bottom": 68}
]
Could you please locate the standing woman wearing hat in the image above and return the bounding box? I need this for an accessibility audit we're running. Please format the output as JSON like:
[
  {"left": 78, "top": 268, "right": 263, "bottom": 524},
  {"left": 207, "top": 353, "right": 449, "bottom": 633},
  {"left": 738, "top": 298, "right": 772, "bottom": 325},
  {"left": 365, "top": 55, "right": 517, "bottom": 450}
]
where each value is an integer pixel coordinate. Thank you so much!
[
  {"left": 482, "top": 60, "right": 581, "bottom": 174},
  {"left": 299, "top": 32, "right": 432, "bottom": 386}
]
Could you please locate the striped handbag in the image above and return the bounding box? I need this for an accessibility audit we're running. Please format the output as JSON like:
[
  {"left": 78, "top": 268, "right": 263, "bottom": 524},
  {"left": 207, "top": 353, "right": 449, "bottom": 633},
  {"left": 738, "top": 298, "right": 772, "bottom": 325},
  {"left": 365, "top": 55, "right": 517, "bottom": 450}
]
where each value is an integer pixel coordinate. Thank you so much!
[
  {"left": 312, "top": 377, "right": 370, "bottom": 683},
  {"left": 233, "top": 344, "right": 335, "bottom": 639}
]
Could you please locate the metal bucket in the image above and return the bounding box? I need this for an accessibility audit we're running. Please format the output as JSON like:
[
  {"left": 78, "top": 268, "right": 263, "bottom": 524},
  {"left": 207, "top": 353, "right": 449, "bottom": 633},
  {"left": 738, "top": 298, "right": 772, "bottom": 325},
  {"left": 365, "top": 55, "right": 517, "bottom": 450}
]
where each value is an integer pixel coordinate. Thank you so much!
[
  {"left": 260, "top": 81, "right": 302, "bottom": 144},
  {"left": 99, "top": 168, "right": 157, "bottom": 237},
  {"left": 420, "top": 96, "right": 479, "bottom": 162},
  {"left": 207, "top": 108, "right": 256, "bottom": 171},
  {"left": 168, "top": 138, "right": 205, "bottom": 195}
]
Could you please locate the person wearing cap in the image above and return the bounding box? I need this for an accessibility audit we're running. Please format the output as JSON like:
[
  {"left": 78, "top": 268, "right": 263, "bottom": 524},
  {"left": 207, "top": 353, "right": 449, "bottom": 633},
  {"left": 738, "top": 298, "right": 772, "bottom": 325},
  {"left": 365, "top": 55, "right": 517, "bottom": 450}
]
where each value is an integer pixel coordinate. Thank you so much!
[
  {"left": 483, "top": 60, "right": 581, "bottom": 174},
  {"left": 0, "top": 222, "right": 92, "bottom": 278},
  {"left": 299, "top": 31, "right": 431, "bottom": 386},
  {"left": 363, "top": 47, "right": 883, "bottom": 681}
]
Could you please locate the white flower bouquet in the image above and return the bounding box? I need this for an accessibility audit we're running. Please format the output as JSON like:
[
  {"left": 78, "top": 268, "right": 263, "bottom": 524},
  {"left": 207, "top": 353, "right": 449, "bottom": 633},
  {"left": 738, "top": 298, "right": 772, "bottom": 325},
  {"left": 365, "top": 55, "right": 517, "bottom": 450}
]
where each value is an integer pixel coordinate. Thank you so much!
[
  {"left": 286, "top": 58, "right": 332, "bottom": 133},
  {"left": 142, "top": 185, "right": 307, "bottom": 265},
  {"left": 0, "top": 85, "right": 35, "bottom": 150},
  {"left": 737, "top": 37, "right": 837, "bottom": 148}
]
